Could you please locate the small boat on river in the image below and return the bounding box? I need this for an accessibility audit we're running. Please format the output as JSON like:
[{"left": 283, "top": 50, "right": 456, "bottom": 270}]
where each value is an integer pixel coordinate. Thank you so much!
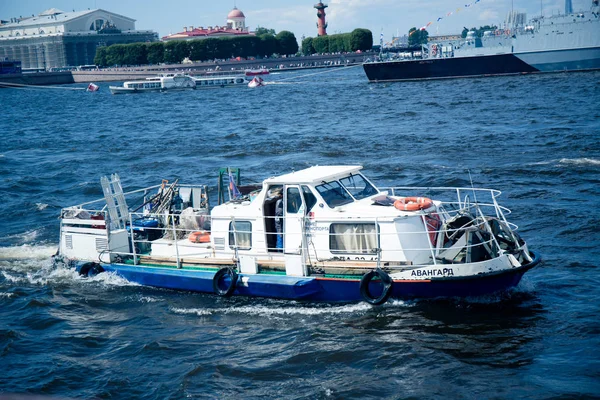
[
  {"left": 248, "top": 76, "right": 265, "bottom": 88},
  {"left": 245, "top": 68, "right": 270, "bottom": 76},
  {"left": 109, "top": 73, "right": 196, "bottom": 94},
  {"left": 54, "top": 166, "right": 540, "bottom": 304}
]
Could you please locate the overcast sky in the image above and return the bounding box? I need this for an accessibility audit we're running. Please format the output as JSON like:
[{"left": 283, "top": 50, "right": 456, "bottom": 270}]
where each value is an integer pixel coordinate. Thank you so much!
[{"left": 1, "top": 0, "right": 592, "bottom": 41}]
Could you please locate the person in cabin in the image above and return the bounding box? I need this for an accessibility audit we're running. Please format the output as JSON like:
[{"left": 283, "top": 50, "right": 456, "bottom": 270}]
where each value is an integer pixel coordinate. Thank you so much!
[{"left": 273, "top": 188, "right": 284, "bottom": 250}]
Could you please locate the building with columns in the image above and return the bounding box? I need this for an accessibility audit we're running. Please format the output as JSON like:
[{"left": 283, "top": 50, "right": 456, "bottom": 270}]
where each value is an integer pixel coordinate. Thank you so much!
[
  {"left": 162, "top": 7, "right": 253, "bottom": 42},
  {"left": 0, "top": 8, "right": 157, "bottom": 69}
]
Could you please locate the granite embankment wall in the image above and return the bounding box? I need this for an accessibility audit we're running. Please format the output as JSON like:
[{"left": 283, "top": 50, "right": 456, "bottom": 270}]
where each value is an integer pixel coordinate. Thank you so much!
[
  {"left": 0, "top": 71, "right": 74, "bottom": 86},
  {"left": 72, "top": 52, "right": 376, "bottom": 83},
  {"left": 0, "top": 52, "right": 376, "bottom": 86}
]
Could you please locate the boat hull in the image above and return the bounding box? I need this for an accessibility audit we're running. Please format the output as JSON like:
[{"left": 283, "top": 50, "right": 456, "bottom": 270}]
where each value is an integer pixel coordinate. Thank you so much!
[
  {"left": 109, "top": 86, "right": 163, "bottom": 95},
  {"left": 83, "top": 251, "right": 540, "bottom": 303},
  {"left": 362, "top": 48, "right": 600, "bottom": 82}
]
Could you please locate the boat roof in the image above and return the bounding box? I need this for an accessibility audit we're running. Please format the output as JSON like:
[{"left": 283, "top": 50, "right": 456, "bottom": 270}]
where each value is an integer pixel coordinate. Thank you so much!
[{"left": 264, "top": 165, "right": 363, "bottom": 185}]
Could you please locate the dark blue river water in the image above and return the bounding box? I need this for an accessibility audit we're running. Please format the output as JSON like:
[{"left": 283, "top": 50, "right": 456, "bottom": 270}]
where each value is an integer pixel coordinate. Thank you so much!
[{"left": 1, "top": 68, "right": 599, "bottom": 399}]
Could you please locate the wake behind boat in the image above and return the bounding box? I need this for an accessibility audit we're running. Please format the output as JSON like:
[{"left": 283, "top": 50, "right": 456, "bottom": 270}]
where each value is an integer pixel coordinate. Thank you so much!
[
  {"left": 364, "top": 0, "right": 600, "bottom": 82},
  {"left": 54, "top": 166, "right": 539, "bottom": 304}
]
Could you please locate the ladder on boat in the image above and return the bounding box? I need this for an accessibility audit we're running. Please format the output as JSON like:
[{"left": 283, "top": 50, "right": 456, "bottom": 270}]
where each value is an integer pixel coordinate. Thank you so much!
[{"left": 101, "top": 174, "right": 129, "bottom": 230}]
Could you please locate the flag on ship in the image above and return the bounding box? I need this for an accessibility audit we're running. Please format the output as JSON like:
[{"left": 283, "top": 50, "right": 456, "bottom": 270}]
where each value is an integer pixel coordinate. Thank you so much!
[{"left": 228, "top": 169, "right": 241, "bottom": 199}]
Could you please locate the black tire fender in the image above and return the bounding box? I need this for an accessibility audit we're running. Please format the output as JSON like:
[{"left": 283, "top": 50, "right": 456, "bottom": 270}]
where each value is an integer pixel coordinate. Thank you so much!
[
  {"left": 212, "top": 268, "right": 238, "bottom": 297},
  {"left": 359, "top": 269, "right": 393, "bottom": 305},
  {"left": 79, "top": 262, "right": 104, "bottom": 277}
]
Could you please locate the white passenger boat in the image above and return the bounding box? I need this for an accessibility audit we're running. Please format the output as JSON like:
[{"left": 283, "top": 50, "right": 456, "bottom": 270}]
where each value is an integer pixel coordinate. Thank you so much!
[
  {"left": 109, "top": 73, "right": 196, "bottom": 94},
  {"left": 191, "top": 75, "right": 247, "bottom": 89},
  {"left": 54, "top": 166, "right": 540, "bottom": 304}
]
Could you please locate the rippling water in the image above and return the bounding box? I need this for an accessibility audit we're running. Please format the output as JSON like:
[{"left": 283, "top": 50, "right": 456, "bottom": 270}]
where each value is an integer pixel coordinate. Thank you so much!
[{"left": 1, "top": 68, "right": 599, "bottom": 399}]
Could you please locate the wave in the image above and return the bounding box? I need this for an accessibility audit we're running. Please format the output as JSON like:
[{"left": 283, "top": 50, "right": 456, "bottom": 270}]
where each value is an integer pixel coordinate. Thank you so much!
[
  {"left": 35, "top": 203, "right": 49, "bottom": 211},
  {"left": 127, "top": 294, "right": 162, "bottom": 303},
  {"left": 558, "top": 158, "right": 600, "bottom": 167},
  {"left": 0, "top": 244, "right": 56, "bottom": 260},
  {"left": 1, "top": 264, "right": 139, "bottom": 289},
  {"left": 169, "top": 300, "right": 416, "bottom": 318}
]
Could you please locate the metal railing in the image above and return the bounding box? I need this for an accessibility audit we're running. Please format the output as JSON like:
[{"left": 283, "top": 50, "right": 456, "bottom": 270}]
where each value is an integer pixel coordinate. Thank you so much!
[{"left": 61, "top": 185, "right": 520, "bottom": 269}]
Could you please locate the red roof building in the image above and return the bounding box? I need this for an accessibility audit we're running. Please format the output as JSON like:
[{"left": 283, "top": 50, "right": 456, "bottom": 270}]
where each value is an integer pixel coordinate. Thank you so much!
[{"left": 162, "top": 7, "right": 252, "bottom": 41}]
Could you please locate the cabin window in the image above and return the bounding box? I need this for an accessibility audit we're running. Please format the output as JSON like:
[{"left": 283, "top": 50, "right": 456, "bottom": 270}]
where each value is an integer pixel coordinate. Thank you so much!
[
  {"left": 329, "top": 223, "right": 378, "bottom": 254},
  {"left": 229, "top": 221, "right": 252, "bottom": 250},
  {"left": 286, "top": 187, "right": 302, "bottom": 214},
  {"left": 339, "top": 174, "right": 378, "bottom": 200},
  {"left": 315, "top": 180, "right": 353, "bottom": 208},
  {"left": 301, "top": 186, "right": 317, "bottom": 211}
]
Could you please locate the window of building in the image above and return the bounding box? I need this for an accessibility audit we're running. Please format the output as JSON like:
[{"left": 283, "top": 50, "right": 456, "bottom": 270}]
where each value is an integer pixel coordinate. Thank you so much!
[
  {"left": 329, "top": 223, "right": 378, "bottom": 254},
  {"left": 90, "top": 19, "right": 105, "bottom": 31},
  {"left": 229, "top": 221, "right": 252, "bottom": 250}
]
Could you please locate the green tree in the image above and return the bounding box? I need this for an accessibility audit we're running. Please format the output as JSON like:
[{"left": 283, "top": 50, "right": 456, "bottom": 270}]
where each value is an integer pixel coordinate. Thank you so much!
[
  {"left": 258, "top": 34, "right": 277, "bottom": 57},
  {"left": 408, "top": 28, "right": 429, "bottom": 46},
  {"left": 255, "top": 27, "right": 276, "bottom": 36},
  {"left": 219, "top": 37, "right": 235, "bottom": 59},
  {"left": 105, "top": 44, "right": 126, "bottom": 66},
  {"left": 93, "top": 46, "right": 107, "bottom": 67},
  {"left": 349, "top": 28, "right": 373, "bottom": 51},
  {"left": 237, "top": 36, "right": 261, "bottom": 58},
  {"left": 275, "top": 30, "right": 299, "bottom": 55},
  {"left": 461, "top": 27, "right": 469, "bottom": 38},
  {"left": 147, "top": 42, "right": 164, "bottom": 64},
  {"left": 328, "top": 34, "right": 344, "bottom": 52},
  {"left": 123, "top": 43, "right": 147, "bottom": 65},
  {"left": 312, "top": 35, "right": 329, "bottom": 53},
  {"left": 203, "top": 38, "right": 221, "bottom": 60},
  {"left": 188, "top": 39, "right": 206, "bottom": 61},
  {"left": 301, "top": 37, "right": 314, "bottom": 55},
  {"left": 164, "top": 40, "right": 189, "bottom": 63}
]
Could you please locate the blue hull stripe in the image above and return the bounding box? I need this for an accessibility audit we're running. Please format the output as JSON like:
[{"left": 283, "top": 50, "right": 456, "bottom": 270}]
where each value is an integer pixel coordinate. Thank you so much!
[{"left": 90, "top": 252, "right": 541, "bottom": 302}]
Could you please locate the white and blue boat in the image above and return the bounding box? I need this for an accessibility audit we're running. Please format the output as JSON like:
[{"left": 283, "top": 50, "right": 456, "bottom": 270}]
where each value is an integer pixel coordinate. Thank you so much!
[{"left": 54, "top": 166, "right": 540, "bottom": 304}]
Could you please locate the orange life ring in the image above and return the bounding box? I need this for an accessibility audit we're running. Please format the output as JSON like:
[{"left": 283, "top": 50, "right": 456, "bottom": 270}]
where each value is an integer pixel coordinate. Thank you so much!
[
  {"left": 188, "top": 231, "right": 210, "bottom": 243},
  {"left": 393, "top": 197, "right": 433, "bottom": 211}
]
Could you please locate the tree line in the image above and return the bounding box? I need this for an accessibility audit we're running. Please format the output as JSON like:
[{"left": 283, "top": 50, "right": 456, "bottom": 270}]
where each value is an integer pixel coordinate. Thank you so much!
[
  {"left": 300, "top": 29, "right": 373, "bottom": 55},
  {"left": 94, "top": 30, "right": 299, "bottom": 67}
]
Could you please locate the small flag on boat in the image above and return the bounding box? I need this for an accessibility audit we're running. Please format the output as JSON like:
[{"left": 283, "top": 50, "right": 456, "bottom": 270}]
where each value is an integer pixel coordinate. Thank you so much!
[
  {"left": 87, "top": 82, "right": 99, "bottom": 92},
  {"left": 228, "top": 169, "right": 241, "bottom": 199}
]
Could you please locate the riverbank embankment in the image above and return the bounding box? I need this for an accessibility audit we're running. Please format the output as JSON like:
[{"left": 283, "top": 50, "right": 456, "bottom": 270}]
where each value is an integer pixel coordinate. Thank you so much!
[{"left": 0, "top": 52, "right": 376, "bottom": 87}]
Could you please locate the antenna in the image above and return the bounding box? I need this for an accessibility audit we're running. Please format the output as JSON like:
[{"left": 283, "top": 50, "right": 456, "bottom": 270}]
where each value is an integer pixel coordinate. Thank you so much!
[{"left": 468, "top": 169, "right": 478, "bottom": 205}]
